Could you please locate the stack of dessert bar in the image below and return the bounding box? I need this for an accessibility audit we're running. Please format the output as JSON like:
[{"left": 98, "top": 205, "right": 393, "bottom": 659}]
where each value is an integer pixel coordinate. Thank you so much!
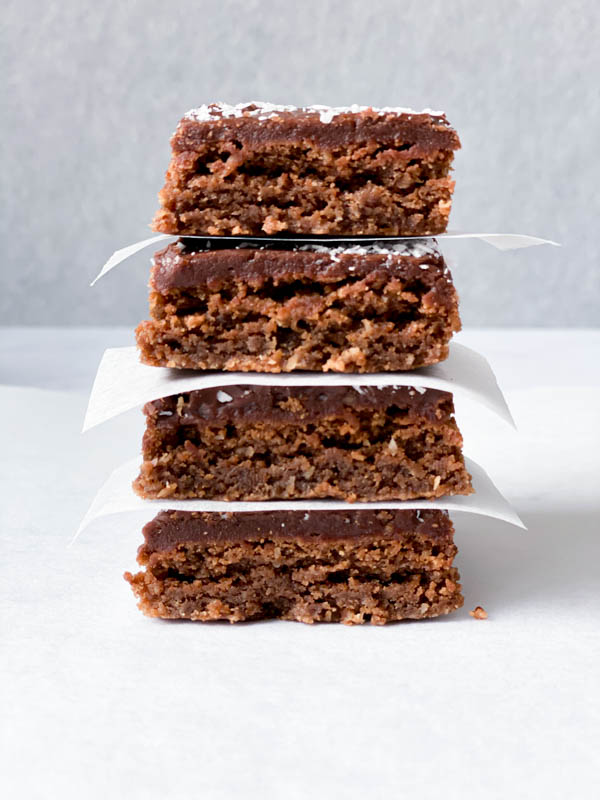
[{"left": 125, "top": 102, "right": 473, "bottom": 624}]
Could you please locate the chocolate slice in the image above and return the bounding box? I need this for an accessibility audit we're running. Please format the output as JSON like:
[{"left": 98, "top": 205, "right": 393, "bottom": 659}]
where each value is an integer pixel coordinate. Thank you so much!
[
  {"left": 152, "top": 103, "right": 460, "bottom": 236},
  {"left": 133, "top": 385, "right": 473, "bottom": 502},
  {"left": 125, "top": 509, "right": 464, "bottom": 624},
  {"left": 136, "top": 238, "right": 461, "bottom": 372}
]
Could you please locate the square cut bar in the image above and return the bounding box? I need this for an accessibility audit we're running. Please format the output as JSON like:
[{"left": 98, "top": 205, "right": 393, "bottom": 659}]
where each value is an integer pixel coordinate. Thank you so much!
[
  {"left": 152, "top": 102, "right": 461, "bottom": 236},
  {"left": 136, "top": 238, "right": 461, "bottom": 372},
  {"left": 125, "top": 509, "right": 464, "bottom": 624},
  {"left": 133, "top": 385, "right": 472, "bottom": 502}
]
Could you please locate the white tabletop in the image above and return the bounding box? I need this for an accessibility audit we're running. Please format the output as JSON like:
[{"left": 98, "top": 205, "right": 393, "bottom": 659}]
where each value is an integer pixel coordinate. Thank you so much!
[{"left": 2, "top": 327, "right": 599, "bottom": 800}]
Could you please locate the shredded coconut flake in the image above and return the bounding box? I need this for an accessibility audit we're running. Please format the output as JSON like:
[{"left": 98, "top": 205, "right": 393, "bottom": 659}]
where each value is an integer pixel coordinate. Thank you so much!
[
  {"left": 413, "top": 386, "right": 427, "bottom": 394},
  {"left": 298, "top": 240, "right": 440, "bottom": 261},
  {"left": 217, "top": 390, "right": 233, "bottom": 403},
  {"left": 232, "top": 239, "right": 440, "bottom": 261},
  {"left": 183, "top": 101, "right": 446, "bottom": 125}
]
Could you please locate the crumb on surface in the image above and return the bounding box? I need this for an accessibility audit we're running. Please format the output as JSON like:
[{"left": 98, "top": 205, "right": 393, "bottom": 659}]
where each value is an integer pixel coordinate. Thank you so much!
[{"left": 469, "top": 605, "right": 488, "bottom": 620}]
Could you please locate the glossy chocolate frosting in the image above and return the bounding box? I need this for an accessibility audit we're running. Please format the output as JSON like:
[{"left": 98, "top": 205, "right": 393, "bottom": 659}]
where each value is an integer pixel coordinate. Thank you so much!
[{"left": 142, "top": 508, "right": 454, "bottom": 551}]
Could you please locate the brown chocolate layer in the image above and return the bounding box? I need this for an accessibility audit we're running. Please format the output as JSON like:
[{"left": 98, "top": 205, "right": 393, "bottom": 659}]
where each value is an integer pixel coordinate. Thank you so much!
[
  {"left": 144, "top": 385, "right": 454, "bottom": 428},
  {"left": 150, "top": 239, "right": 451, "bottom": 291},
  {"left": 142, "top": 508, "right": 454, "bottom": 552},
  {"left": 173, "top": 104, "right": 460, "bottom": 156}
]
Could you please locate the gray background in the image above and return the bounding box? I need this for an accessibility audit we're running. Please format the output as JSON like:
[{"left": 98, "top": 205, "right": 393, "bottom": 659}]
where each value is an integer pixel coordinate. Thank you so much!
[{"left": 3, "top": 0, "right": 599, "bottom": 327}]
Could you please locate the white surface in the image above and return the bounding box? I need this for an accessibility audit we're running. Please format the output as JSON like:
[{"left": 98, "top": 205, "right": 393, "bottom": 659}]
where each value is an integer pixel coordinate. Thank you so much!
[
  {"left": 77, "top": 456, "right": 524, "bottom": 537},
  {"left": 83, "top": 342, "right": 514, "bottom": 429},
  {"left": 2, "top": 328, "right": 600, "bottom": 799}
]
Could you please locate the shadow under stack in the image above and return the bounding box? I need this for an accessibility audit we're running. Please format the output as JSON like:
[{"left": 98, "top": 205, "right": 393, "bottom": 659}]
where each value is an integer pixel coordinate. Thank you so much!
[{"left": 126, "top": 102, "right": 470, "bottom": 624}]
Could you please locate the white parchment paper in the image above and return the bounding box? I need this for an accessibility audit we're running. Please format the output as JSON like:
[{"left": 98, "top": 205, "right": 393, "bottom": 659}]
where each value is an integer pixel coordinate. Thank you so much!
[
  {"left": 91, "top": 231, "right": 560, "bottom": 285},
  {"left": 74, "top": 456, "right": 525, "bottom": 541},
  {"left": 82, "top": 342, "right": 514, "bottom": 431}
]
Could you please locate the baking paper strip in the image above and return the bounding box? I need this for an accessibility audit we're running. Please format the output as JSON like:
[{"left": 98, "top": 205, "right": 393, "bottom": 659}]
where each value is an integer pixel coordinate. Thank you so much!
[
  {"left": 73, "top": 456, "right": 525, "bottom": 542},
  {"left": 82, "top": 342, "right": 514, "bottom": 431},
  {"left": 91, "top": 231, "right": 560, "bottom": 285}
]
